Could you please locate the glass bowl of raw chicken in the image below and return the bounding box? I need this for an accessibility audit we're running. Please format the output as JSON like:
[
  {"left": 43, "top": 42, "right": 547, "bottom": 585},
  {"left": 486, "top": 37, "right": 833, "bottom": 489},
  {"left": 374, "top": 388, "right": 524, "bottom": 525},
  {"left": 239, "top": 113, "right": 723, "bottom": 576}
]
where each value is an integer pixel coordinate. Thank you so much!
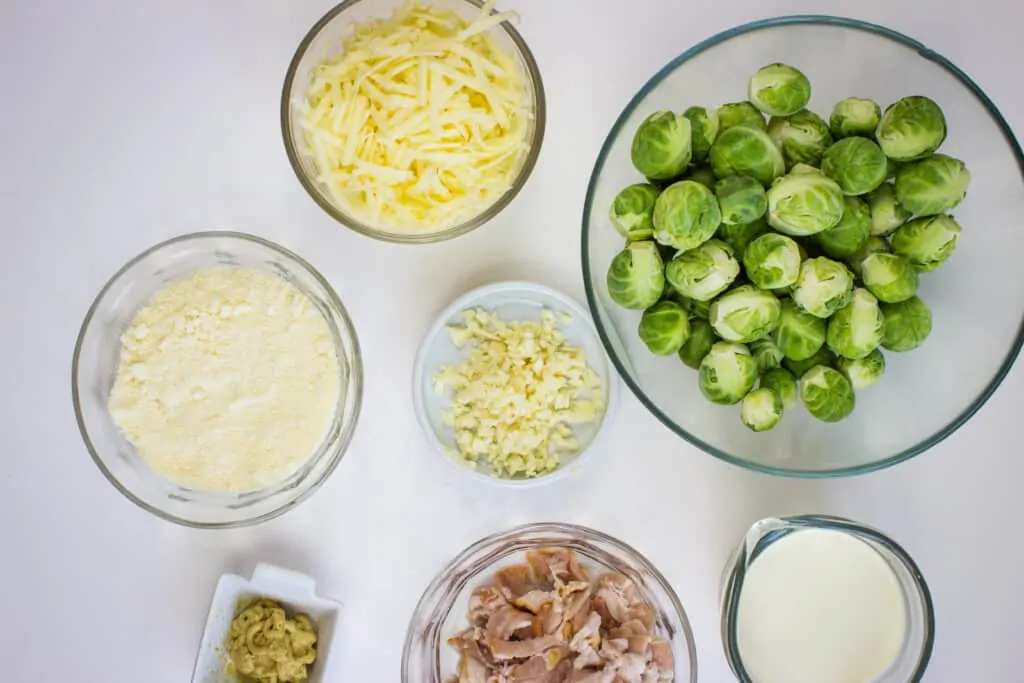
[{"left": 402, "top": 522, "right": 697, "bottom": 682}]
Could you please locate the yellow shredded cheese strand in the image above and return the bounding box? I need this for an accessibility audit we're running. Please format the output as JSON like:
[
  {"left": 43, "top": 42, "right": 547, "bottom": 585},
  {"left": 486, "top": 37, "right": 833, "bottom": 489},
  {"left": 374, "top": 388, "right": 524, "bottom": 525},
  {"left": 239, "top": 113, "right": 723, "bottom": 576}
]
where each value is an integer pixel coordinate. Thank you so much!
[{"left": 298, "top": 0, "right": 532, "bottom": 234}]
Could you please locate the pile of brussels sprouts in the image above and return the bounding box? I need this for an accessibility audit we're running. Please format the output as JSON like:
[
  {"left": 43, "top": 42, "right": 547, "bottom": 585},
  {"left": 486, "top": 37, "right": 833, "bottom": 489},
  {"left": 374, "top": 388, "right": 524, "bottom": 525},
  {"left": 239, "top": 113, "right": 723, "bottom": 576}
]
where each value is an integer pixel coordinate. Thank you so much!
[{"left": 607, "top": 63, "right": 969, "bottom": 431}]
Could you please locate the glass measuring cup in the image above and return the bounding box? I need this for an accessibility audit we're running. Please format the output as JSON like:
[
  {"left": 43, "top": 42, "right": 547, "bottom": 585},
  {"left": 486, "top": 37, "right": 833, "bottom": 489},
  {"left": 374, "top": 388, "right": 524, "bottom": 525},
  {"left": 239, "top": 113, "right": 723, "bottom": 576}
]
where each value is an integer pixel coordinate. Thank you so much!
[{"left": 720, "top": 514, "right": 935, "bottom": 682}]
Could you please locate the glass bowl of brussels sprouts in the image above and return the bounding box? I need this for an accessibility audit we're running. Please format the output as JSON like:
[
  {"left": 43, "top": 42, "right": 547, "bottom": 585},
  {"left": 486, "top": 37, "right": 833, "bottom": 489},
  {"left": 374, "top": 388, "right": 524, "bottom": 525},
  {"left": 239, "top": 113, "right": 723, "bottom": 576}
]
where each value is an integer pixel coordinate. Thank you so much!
[{"left": 582, "top": 16, "right": 1024, "bottom": 476}]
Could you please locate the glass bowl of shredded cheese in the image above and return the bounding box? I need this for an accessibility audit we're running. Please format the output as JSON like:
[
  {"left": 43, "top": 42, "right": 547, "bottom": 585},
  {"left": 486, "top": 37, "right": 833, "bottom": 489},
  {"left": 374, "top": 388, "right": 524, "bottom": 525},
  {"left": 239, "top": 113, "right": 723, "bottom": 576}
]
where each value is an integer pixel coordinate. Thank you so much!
[
  {"left": 72, "top": 232, "right": 363, "bottom": 528},
  {"left": 281, "top": 0, "right": 545, "bottom": 243}
]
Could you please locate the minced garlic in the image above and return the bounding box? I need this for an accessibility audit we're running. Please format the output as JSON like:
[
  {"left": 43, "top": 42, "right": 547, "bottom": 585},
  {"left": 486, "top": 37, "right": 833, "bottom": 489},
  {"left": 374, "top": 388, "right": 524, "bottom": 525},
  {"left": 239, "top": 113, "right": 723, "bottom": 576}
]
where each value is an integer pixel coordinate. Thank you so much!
[{"left": 433, "top": 308, "right": 604, "bottom": 478}]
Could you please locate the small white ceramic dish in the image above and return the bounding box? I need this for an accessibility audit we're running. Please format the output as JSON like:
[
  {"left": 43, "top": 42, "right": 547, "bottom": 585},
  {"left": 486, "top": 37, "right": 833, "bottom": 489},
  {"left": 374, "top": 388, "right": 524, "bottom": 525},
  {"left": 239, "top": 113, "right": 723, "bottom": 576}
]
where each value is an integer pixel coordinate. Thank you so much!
[
  {"left": 191, "top": 563, "right": 342, "bottom": 683},
  {"left": 413, "top": 281, "right": 619, "bottom": 487}
]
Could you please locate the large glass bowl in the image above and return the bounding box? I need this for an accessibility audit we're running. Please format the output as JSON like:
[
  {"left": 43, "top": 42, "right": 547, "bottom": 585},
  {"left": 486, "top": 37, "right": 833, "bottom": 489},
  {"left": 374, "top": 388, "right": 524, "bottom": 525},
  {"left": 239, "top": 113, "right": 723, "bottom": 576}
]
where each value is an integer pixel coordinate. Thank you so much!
[
  {"left": 402, "top": 522, "right": 698, "bottom": 682},
  {"left": 72, "top": 232, "right": 363, "bottom": 528},
  {"left": 281, "top": 0, "right": 546, "bottom": 244},
  {"left": 582, "top": 16, "right": 1024, "bottom": 476}
]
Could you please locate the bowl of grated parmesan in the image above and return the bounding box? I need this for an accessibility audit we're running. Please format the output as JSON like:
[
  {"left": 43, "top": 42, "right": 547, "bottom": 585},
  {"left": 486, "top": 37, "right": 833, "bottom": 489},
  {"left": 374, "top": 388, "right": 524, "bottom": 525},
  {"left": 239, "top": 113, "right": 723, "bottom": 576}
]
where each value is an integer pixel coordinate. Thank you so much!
[
  {"left": 413, "top": 281, "right": 619, "bottom": 486},
  {"left": 281, "top": 0, "right": 545, "bottom": 243},
  {"left": 72, "top": 232, "right": 363, "bottom": 528}
]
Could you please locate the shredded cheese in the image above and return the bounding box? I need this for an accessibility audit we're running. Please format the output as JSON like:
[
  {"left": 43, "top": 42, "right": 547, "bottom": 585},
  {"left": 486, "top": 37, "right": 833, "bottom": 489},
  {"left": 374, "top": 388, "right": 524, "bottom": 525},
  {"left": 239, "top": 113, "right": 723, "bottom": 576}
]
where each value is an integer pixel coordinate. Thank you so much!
[
  {"left": 297, "top": 0, "right": 533, "bottom": 233},
  {"left": 433, "top": 309, "right": 604, "bottom": 479}
]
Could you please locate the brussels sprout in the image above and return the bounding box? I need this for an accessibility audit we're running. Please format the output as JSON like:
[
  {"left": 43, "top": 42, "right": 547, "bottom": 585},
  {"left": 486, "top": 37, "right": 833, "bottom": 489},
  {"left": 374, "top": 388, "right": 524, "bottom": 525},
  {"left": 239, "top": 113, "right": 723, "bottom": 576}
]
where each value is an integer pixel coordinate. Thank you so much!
[
  {"left": 860, "top": 252, "right": 918, "bottom": 303},
  {"left": 836, "top": 349, "right": 886, "bottom": 390},
  {"left": 743, "top": 233, "right": 802, "bottom": 290},
  {"left": 741, "top": 387, "right": 784, "bottom": 431},
  {"left": 631, "top": 111, "right": 693, "bottom": 180},
  {"left": 801, "top": 365, "right": 856, "bottom": 422},
  {"left": 890, "top": 214, "right": 962, "bottom": 272},
  {"left": 715, "top": 175, "right": 768, "bottom": 225},
  {"left": 866, "top": 183, "right": 911, "bottom": 236},
  {"left": 666, "top": 239, "right": 740, "bottom": 302},
  {"left": 698, "top": 341, "right": 759, "bottom": 405},
  {"left": 767, "top": 109, "right": 833, "bottom": 168},
  {"left": 717, "top": 218, "right": 769, "bottom": 256},
  {"left": 638, "top": 301, "right": 692, "bottom": 355},
  {"left": 609, "top": 183, "right": 660, "bottom": 242},
  {"left": 829, "top": 97, "right": 882, "bottom": 139},
  {"left": 683, "top": 106, "right": 720, "bottom": 163},
  {"left": 759, "top": 367, "right": 798, "bottom": 409},
  {"left": 845, "top": 236, "right": 890, "bottom": 277},
  {"left": 684, "top": 165, "right": 717, "bottom": 190},
  {"left": 880, "top": 296, "right": 932, "bottom": 352},
  {"left": 750, "top": 337, "right": 785, "bottom": 373},
  {"left": 792, "top": 257, "right": 854, "bottom": 318},
  {"left": 607, "top": 241, "right": 665, "bottom": 309},
  {"left": 709, "top": 285, "right": 782, "bottom": 343},
  {"left": 814, "top": 196, "right": 871, "bottom": 259},
  {"left": 894, "top": 154, "right": 971, "bottom": 216},
  {"left": 773, "top": 298, "right": 827, "bottom": 361},
  {"left": 765, "top": 170, "right": 845, "bottom": 236},
  {"left": 678, "top": 318, "right": 717, "bottom": 369},
  {"left": 821, "top": 137, "right": 888, "bottom": 196},
  {"left": 652, "top": 180, "right": 722, "bottom": 251},
  {"left": 709, "top": 126, "right": 786, "bottom": 186},
  {"left": 826, "top": 288, "right": 885, "bottom": 360},
  {"left": 717, "top": 101, "right": 767, "bottom": 132},
  {"left": 784, "top": 346, "right": 836, "bottom": 378},
  {"left": 748, "top": 63, "right": 812, "bottom": 117},
  {"left": 875, "top": 96, "right": 947, "bottom": 162},
  {"left": 789, "top": 163, "right": 823, "bottom": 176}
]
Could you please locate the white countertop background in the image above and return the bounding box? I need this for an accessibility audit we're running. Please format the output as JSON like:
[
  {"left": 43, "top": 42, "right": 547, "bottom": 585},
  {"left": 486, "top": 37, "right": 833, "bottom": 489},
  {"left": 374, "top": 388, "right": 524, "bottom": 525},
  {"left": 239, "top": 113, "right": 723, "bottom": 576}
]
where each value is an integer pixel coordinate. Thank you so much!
[{"left": 3, "top": 0, "right": 1022, "bottom": 680}]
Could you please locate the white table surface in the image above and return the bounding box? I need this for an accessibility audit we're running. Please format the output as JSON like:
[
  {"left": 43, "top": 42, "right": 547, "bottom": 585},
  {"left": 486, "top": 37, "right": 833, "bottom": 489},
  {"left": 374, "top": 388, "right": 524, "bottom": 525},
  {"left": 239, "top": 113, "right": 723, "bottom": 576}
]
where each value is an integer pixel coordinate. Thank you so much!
[{"left": 3, "top": 0, "right": 1023, "bottom": 680}]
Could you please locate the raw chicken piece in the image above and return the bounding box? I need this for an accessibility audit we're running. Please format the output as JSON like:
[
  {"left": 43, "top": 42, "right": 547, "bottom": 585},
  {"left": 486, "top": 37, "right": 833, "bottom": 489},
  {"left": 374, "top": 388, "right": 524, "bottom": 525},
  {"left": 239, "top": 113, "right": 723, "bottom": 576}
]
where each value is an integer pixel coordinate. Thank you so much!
[
  {"left": 593, "top": 574, "right": 640, "bottom": 625},
  {"left": 647, "top": 639, "right": 674, "bottom": 682},
  {"left": 568, "top": 611, "right": 602, "bottom": 653},
  {"left": 469, "top": 586, "right": 510, "bottom": 625},
  {"left": 496, "top": 565, "right": 547, "bottom": 602},
  {"left": 526, "top": 548, "right": 570, "bottom": 586},
  {"left": 623, "top": 603, "right": 656, "bottom": 632},
  {"left": 489, "top": 634, "right": 564, "bottom": 660},
  {"left": 448, "top": 627, "right": 495, "bottom": 668},
  {"left": 516, "top": 589, "right": 558, "bottom": 614},
  {"left": 599, "top": 638, "right": 647, "bottom": 683},
  {"left": 562, "top": 592, "right": 591, "bottom": 633},
  {"left": 487, "top": 605, "right": 536, "bottom": 641},
  {"left": 449, "top": 548, "right": 675, "bottom": 683},
  {"left": 458, "top": 654, "right": 490, "bottom": 683},
  {"left": 535, "top": 600, "right": 565, "bottom": 636},
  {"left": 610, "top": 620, "right": 648, "bottom": 637},
  {"left": 507, "top": 652, "right": 572, "bottom": 682}
]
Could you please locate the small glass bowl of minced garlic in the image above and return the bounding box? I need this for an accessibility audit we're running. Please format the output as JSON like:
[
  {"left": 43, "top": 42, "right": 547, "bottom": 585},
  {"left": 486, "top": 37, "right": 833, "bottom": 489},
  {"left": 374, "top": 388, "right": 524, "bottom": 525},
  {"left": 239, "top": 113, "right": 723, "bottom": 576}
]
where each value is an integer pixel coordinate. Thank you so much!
[
  {"left": 73, "top": 231, "right": 363, "bottom": 528},
  {"left": 191, "top": 563, "right": 343, "bottom": 683}
]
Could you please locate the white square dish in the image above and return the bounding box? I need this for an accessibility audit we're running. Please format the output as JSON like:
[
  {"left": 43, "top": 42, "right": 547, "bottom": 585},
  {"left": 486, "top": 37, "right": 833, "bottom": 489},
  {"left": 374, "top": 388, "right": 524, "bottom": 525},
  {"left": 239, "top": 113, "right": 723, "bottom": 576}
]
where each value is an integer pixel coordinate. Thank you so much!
[{"left": 191, "top": 563, "right": 342, "bottom": 683}]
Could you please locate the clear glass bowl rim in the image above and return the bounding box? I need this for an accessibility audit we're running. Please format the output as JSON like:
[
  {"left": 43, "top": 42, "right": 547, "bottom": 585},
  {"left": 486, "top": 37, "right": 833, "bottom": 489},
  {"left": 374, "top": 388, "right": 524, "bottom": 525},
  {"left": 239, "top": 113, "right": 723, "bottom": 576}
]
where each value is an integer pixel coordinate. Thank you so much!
[
  {"left": 400, "top": 521, "right": 699, "bottom": 682},
  {"left": 580, "top": 14, "right": 1024, "bottom": 478},
  {"left": 719, "top": 514, "right": 935, "bottom": 682},
  {"left": 279, "top": 0, "right": 547, "bottom": 244},
  {"left": 71, "top": 230, "right": 364, "bottom": 529}
]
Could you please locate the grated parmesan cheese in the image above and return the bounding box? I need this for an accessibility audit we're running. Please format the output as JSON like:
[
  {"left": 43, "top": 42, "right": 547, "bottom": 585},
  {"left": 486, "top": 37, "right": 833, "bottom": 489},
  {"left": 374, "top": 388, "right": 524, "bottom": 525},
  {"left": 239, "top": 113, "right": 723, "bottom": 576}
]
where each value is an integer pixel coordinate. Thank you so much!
[
  {"left": 433, "top": 309, "right": 604, "bottom": 479},
  {"left": 297, "top": 0, "right": 533, "bottom": 233},
  {"left": 108, "top": 267, "right": 341, "bottom": 493}
]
